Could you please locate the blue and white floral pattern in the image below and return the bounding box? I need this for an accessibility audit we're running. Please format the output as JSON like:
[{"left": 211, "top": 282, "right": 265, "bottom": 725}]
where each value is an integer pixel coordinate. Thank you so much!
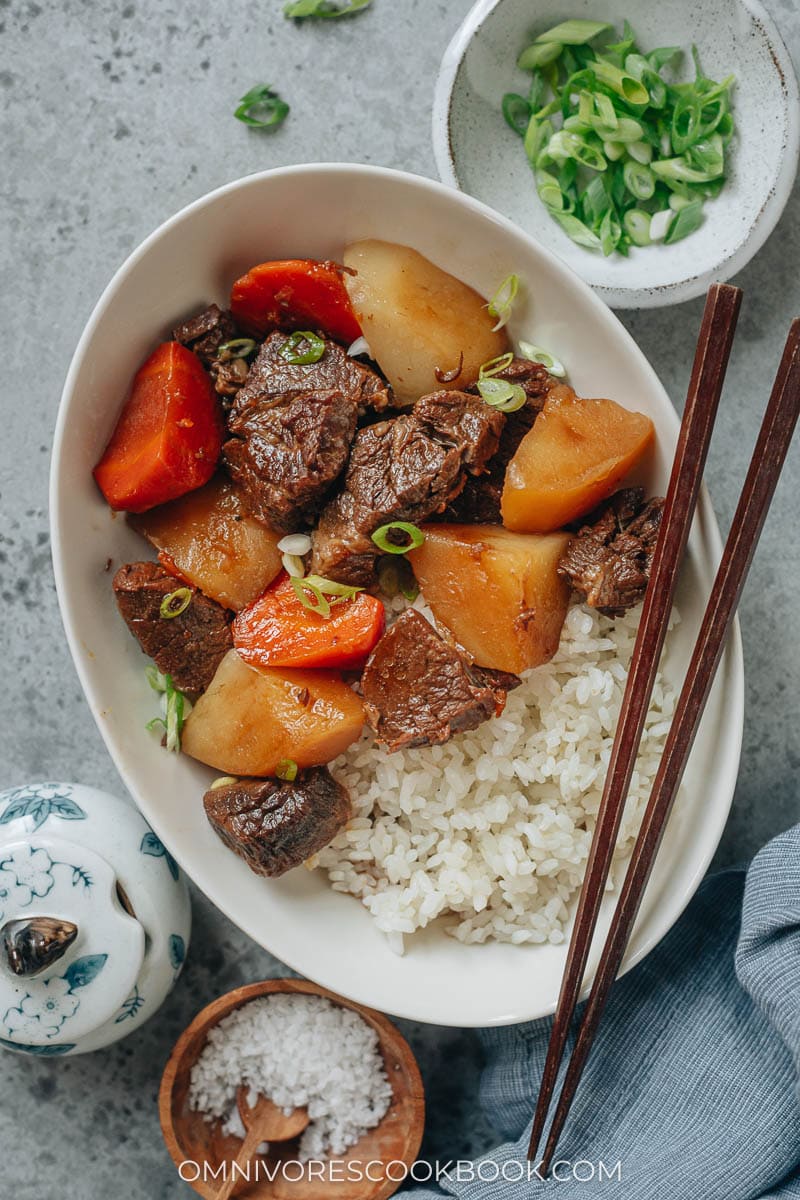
[
  {"left": 2, "top": 954, "right": 107, "bottom": 1043},
  {"left": 0, "top": 845, "right": 55, "bottom": 909},
  {"left": 115, "top": 985, "right": 145, "bottom": 1024},
  {"left": 5, "top": 978, "right": 80, "bottom": 1040},
  {"left": 0, "top": 844, "right": 93, "bottom": 925},
  {"left": 0, "top": 783, "right": 86, "bottom": 831},
  {"left": 140, "top": 830, "right": 180, "bottom": 881},
  {"left": 168, "top": 933, "right": 186, "bottom": 976}
]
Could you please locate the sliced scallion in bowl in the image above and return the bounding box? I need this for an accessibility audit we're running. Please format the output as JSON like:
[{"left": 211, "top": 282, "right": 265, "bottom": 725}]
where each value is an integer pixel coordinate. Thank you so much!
[{"left": 501, "top": 19, "right": 735, "bottom": 256}]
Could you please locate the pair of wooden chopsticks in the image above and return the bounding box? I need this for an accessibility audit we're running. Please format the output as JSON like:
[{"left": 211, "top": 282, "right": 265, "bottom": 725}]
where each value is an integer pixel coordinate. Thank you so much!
[{"left": 528, "top": 284, "right": 800, "bottom": 1173}]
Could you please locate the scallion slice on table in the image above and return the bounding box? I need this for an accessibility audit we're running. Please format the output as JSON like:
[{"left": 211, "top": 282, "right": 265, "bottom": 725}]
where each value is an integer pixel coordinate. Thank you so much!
[
  {"left": 234, "top": 84, "right": 290, "bottom": 130},
  {"left": 503, "top": 21, "right": 735, "bottom": 256},
  {"left": 284, "top": 0, "right": 371, "bottom": 17}
]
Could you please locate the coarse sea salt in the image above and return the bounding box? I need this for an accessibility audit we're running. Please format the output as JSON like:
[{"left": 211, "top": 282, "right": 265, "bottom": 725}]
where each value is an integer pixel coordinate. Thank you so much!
[{"left": 189, "top": 994, "right": 393, "bottom": 1161}]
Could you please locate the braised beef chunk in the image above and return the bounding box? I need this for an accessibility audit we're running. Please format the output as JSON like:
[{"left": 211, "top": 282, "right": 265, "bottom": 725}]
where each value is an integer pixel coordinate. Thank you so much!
[
  {"left": 558, "top": 488, "right": 665, "bottom": 616},
  {"left": 311, "top": 390, "right": 504, "bottom": 584},
  {"left": 224, "top": 388, "right": 357, "bottom": 531},
  {"left": 362, "top": 609, "right": 521, "bottom": 752},
  {"left": 444, "top": 362, "right": 561, "bottom": 523},
  {"left": 112, "top": 561, "right": 232, "bottom": 697},
  {"left": 172, "top": 304, "right": 239, "bottom": 368},
  {"left": 203, "top": 768, "right": 351, "bottom": 877},
  {"left": 231, "top": 330, "right": 392, "bottom": 418}
]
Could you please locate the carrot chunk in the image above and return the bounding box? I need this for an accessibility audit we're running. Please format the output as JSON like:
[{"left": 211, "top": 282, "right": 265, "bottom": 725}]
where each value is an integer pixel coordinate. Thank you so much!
[
  {"left": 230, "top": 259, "right": 362, "bottom": 344},
  {"left": 233, "top": 573, "right": 385, "bottom": 671},
  {"left": 93, "top": 342, "right": 223, "bottom": 513}
]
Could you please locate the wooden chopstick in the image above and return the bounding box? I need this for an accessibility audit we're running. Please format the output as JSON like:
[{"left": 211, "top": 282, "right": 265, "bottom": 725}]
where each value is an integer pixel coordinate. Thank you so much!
[
  {"left": 527, "top": 283, "right": 743, "bottom": 1164},
  {"left": 537, "top": 316, "right": 800, "bottom": 1173}
]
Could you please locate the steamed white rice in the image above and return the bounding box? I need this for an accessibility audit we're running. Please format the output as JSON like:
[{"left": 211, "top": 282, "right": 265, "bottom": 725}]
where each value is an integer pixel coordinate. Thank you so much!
[{"left": 318, "top": 601, "right": 678, "bottom": 952}]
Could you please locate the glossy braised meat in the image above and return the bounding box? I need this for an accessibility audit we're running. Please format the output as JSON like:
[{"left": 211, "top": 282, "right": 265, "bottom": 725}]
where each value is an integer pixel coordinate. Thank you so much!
[
  {"left": 203, "top": 768, "right": 351, "bottom": 876},
  {"left": 442, "top": 361, "right": 562, "bottom": 524},
  {"left": 224, "top": 388, "right": 358, "bottom": 532},
  {"left": 231, "top": 330, "right": 392, "bottom": 417},
  {"left": 558, "top": 488, "right": 665, "bottom": 616},
  {"left": 310, "top": 390, "right": 504, "bottom": 584},
  {"left": 361, "top": 609, "right": 521, "bottom": 752},
  {"left": 172, "top": 304, "right": 239, "bottom": 368},
  {"left": 112, "top": 561, "right": 232, "bottom": 697},
  {"left": 222, "top": 330, "right": 395, "bottom": 530}
]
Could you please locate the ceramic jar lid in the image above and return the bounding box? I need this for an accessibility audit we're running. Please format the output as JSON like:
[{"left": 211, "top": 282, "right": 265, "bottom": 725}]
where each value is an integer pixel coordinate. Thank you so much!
[
  {"left": 0, "top": 782, "right": 191, "bottom": 1056},
  {"left": 0, "top": 835, "right": 144, "bottom": 1047}
]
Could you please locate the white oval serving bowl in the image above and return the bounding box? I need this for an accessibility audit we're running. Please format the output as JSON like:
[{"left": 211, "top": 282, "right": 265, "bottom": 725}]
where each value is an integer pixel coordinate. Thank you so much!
[
  {"left": 433, "top": 0, "right": 800, "bottom": 308},
  {"left": 51, "top": 164, "right": 743, "bottom": 1026}
]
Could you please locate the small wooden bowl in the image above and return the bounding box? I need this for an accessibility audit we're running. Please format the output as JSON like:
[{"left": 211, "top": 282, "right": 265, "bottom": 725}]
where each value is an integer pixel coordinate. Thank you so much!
[{"left": 159, "top": 978, "right": 425, "bottom": 1199}]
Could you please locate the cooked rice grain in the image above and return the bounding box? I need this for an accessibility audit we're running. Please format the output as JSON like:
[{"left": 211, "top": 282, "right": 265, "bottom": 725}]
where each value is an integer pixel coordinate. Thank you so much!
[{"left": 320, "top": 603, "right": 678, "bottom": 951}]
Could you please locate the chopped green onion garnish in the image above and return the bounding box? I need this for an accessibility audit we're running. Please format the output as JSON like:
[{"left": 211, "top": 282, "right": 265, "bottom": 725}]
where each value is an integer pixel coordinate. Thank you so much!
[
  {"left": 502, "top": 19, "right": 735, "bottom": 257},
  {"left": 371, "top": 522, "right": 425, "bottom": 555},
  {"left": 518, "top": 341, "right": 566, "bottom": 378},
  {"left": 533, "top": 19, "right": 611, "bottom": 45},
  {"left": 486, "top": 274, "right": 519, "bottom": 332},
  {"left": 479, "top": 352, "right": 515, "bottom": 379},
  {"left": 282, "top": 553, "right": 306, "bottom": 579},
  {"left": 145, "top": 669, "right": 187, "bottom": 753},
  {"left": 623, "top": 159, "right": 655, "bottom": 200},
  {"left": 217, "top": 338, "right": 257, "bottom": 360},
  {"left": 623, "top": 209, "right": 652, "bottom": 246},
  {"left": 145, "top": 664, "right": 168, "bottom": 693},
  {"left": 665, "top": 199, "right": 705, "bottom": 243},
  {"left": 234, "top": 84, "right": 290, "bottom": 130},
  {"left": 291, "top": 576, "right": 331, "bottom": 618},
  {"left": 377, "top": 558, "right": 419, "bottom": 602},
  {"left": 518, "top": 41, "right": 563, "bottom": 71},
  {"left": 502, "top": 93, "right": 532, "bottom": 137},
  {"left": 279, "top": 330, "right": 326, "bottom": 365},
  {"left": 159, "top": 587, "right": 192, "bottom": 620},
  {"left": 276, "top": 758, "right": 299, "bottom": 782},
  {"left": 303, "top": 574, "right": 364, "bottom": 602},
  {"left": 476, "top": 378, "right": 527, "bottom": 413},
  {"left": 284, "top": 0, "right": 371, "bottom": 17}
]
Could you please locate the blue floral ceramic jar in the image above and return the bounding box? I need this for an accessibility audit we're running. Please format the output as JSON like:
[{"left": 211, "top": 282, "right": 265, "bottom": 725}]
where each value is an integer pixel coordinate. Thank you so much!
[{"left": 0, "top": 782, "right": 191, "bottom": 1056}]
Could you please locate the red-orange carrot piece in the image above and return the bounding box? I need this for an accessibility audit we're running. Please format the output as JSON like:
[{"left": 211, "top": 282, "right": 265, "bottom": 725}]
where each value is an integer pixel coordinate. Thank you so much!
[
  {"left": 230, "top": 259, "right": 362, "bottom": 344},
  {"left": 233, "top": 573, "right": 385, "bottom": 671},
  {"left": 93, "top": 342, "right": 223, "bottom": 513}
]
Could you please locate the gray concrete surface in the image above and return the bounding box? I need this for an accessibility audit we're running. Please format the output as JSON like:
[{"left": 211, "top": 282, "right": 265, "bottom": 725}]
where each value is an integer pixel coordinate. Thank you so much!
[{"left": 1, "top": 0, "right": 799, "bottom": 1195}]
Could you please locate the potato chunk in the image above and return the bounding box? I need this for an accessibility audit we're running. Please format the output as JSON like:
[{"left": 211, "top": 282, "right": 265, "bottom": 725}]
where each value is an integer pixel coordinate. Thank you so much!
[
  {"left": 130, "top": 476, "right": 282, "bottom": 611},
  {"left": 408, "top": 525, "right": 571, "bottom": 674},
  {"left": 343, "top": 239, "right": 509, "bottom": 406},
  {"left": 182, "top": 650, "right": 364, "bottom": 776},
  {"left": 501, "top": 391, "right": 655, "bottom": 533}
]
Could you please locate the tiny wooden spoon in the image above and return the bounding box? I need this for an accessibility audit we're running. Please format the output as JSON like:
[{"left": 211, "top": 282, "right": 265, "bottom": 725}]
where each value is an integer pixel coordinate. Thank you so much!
[{"left": 214, "top": 1086, "right": 309, "bottom": 1200}]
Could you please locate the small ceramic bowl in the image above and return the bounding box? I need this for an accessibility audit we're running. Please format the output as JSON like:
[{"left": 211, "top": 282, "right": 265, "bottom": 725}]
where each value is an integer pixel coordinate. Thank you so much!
[
  {"left": 433, "top": 0, "right": 800, "bottom": 307},
  {"left": 159, "top": 978, "right": 425, "bottom": 1199}
]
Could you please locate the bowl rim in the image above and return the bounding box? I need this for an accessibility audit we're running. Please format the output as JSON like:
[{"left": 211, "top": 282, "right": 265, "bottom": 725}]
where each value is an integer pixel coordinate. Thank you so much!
[
  {"left": 50, "top": 162, "right": 744, "bottom": 1025},
  {"left": 158, "top": 976, "right": 425, "bottom": 1200},
  {"left": 431, "top": 0, "right": 800, "bottom": 309}
]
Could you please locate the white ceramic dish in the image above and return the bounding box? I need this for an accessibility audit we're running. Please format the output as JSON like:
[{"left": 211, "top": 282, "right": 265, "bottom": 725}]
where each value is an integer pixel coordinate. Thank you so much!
[
  {"left": 433, "top": 0, "right": 799, "bottom": 308},
  {"left": 51, "top": 164, "right": 743, "bottom": 1026}
]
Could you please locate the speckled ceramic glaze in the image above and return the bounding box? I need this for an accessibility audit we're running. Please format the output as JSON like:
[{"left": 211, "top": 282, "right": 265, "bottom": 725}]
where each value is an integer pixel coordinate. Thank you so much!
[
  {"left": 433, "top": 0, "right": 800, "bottom": 307},
  {"left": 0, "top": 783, "right": 191, "bottom": 1056}
]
